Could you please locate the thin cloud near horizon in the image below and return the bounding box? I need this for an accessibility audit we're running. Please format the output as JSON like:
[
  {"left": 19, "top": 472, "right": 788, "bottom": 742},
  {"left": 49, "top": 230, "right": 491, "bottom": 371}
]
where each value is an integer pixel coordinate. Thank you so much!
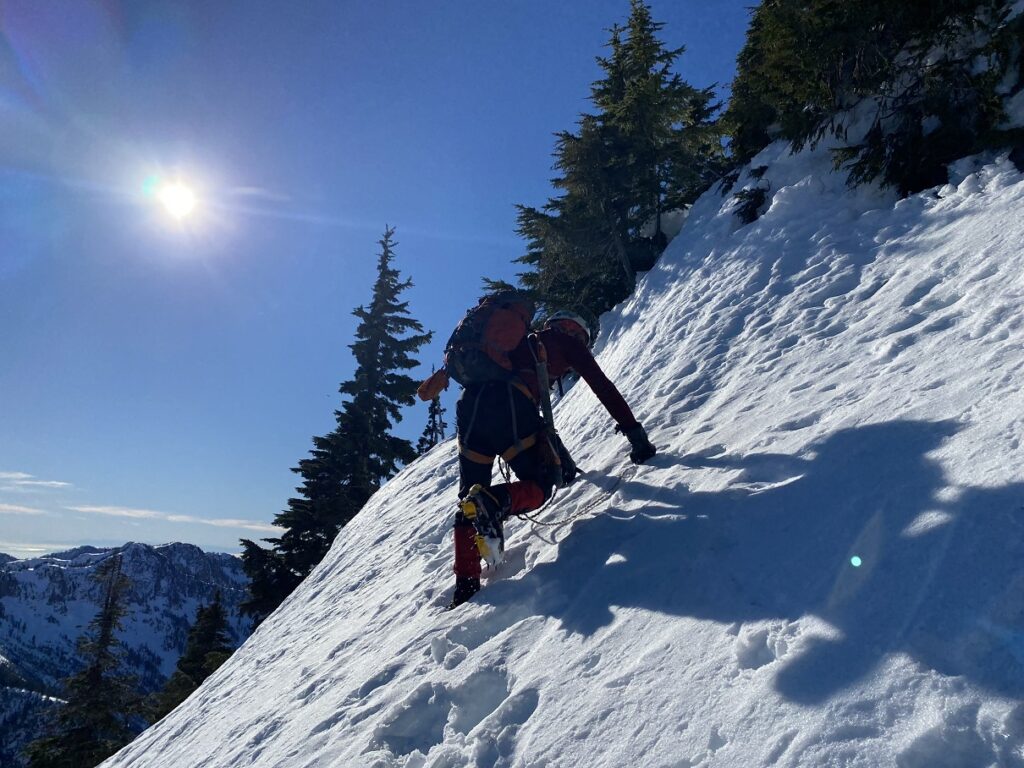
[
  {"left": 0, "top": 502, "right": 48, "bottom": 516},
  {"left": 0, "top": 540, "right": 80, "bottom": 557},
  {"left": 68, "top": 505, "right": 281, "bottom": 533},
  {"left": 0, "top": 470, "right": 72, "bottom": 491}
]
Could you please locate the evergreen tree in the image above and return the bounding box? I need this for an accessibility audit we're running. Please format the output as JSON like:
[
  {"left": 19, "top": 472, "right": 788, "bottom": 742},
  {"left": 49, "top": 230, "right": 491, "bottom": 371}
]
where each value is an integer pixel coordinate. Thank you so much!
[
  {"left": 336, "top": 226, "right": 433, "bottom": 499},
  {"left": 241, "top": 226, "right": 431, "bottom": 623},
  {"left": 516, "top": 117, "right": 637, "bottom": 317},
  {"left": 243, "top": 428, "right": 357, "bottom": 620},
  {"left": 724, "top": 0, "right": 1024, "bottom": 196},
  {"left": 416, "top": 389, "right": 449, "bottom": 455},
  {"left": 147, "top": 594, "right": 233, "bottom": 722},
  {"left": 592, "top": 3, "right": 725, "bottom": 233},
  {"left": 238, "top": 536, "right": 296, "bottom": 623},
  {"left": 516, "top": 0, "right": 725, "bottom": 318},
  {"left": 25, "top": 556, "right": 139, "bottom": 768}
]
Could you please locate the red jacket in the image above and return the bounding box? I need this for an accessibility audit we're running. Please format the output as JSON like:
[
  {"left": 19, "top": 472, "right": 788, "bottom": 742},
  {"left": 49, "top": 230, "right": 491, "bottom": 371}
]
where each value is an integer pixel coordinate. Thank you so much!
[{"left": 508, "top": 327, "right": 639, "bottom": 432}]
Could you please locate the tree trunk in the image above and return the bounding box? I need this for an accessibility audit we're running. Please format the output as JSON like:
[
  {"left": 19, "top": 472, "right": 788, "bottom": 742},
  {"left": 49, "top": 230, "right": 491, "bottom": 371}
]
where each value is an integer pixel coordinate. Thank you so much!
[{"left": 610, "top": 223, "right": 635, "bottom": 289}]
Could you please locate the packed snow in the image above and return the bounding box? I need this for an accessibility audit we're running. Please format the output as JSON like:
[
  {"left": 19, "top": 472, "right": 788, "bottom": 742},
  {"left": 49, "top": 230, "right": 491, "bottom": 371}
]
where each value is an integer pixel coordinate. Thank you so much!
[{"left": 104, "top": 143, "right": 1024, "bottom": 767}]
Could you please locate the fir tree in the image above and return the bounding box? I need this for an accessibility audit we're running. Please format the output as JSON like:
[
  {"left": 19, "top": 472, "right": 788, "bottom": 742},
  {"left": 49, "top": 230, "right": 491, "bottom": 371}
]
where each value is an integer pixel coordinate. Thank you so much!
[
  {"left": 337, "top": 226, "right": 433, "bottom": 499},
  {"left": 238, "top": 536, "right": 296, "bottom": 623},
  {"left": 416, "top": 389, "right": 449, "bottom": 455},
  {"left": 241, "top": 226, "right": 431, "bottom": 623},
  {"left": 592, "top": 2, "right": 724, "bottom": 233},
  {"left": 243, "top": 428, "right": 357, "bottom": 620},
  {"left": 516, "top": 117, "right": 637, "bottom": 317},
  {"left": 516, "top": 0, "right": 725, "bottom": 318},
  {"left": 724, "top": 0, "right": 1024, "bottom": 196},
  {"left": 147, "top": 594, "right": 233, "bottom": 722},
  {"left": 24, "top": 556, "right": 139, "bottom": 768}
]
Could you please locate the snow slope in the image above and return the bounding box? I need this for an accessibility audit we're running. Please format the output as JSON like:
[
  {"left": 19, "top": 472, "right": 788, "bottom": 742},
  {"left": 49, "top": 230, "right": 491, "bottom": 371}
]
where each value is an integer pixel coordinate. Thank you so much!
[{"left": 105, "top": 145, "right": 1024, "bottom": 768}]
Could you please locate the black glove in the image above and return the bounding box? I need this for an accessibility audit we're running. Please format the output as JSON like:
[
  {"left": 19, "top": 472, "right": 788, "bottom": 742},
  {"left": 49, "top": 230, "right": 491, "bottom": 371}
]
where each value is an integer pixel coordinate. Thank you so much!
[
  {"left": 555, "top": 436, "right": 581, "bottom": 486},
  {"left": 623, "top": 424, "right": 656, "bottom": 465}
]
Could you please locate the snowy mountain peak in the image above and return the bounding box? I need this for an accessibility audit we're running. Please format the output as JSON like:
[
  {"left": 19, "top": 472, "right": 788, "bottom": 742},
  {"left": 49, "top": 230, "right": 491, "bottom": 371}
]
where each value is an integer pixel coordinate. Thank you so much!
[
  {"left": 1, "top": 541, "right": 250, "bottom": 688},
  {"left": 105, "top": 148, "right": 1024, "bottom": 767},
  {"left": 37, "top": 545, "right": 110, "bottom": 563},
  {"left": 1, "top": 540, "right": 256, "bottom": 766}
]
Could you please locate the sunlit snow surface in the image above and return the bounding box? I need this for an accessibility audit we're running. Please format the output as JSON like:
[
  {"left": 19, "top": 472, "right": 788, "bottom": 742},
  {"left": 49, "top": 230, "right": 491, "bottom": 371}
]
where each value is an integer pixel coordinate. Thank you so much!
[{"left": 105, "top": 144, "right": 1024, "bottom": 767}]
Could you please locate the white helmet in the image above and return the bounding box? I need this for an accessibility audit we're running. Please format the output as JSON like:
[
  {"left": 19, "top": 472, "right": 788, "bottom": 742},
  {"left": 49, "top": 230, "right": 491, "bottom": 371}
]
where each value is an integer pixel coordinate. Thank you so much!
[{"left": 545, "top": 310, "right": 592, "bottom": 347}]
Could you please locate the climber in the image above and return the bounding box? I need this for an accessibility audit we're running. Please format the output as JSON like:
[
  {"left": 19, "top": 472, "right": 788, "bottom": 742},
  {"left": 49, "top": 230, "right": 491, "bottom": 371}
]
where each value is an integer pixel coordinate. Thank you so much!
[{"left": 417, "top": 293, "right": 656, "bottom": 608}]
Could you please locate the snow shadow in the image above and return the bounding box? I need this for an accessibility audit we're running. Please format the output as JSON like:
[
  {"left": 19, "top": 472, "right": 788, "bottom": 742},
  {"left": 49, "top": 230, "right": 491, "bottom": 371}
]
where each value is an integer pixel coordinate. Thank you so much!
[{"left": 497, "top": 419, "right": 1024, "bottom": 704}]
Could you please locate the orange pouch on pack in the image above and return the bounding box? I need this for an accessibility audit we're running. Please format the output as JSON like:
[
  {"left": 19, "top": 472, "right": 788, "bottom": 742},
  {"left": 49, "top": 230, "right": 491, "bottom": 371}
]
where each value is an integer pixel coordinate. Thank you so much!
[{"left": 417, "top": 368, "right": 450, "bottom": 401}]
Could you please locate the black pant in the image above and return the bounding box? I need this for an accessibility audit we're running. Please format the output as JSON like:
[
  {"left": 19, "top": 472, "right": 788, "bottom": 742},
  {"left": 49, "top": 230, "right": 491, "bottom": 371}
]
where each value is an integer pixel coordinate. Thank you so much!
[
  {"left": 452, "top": 382, "right": 554, "bottom": 579},
  {"left": 456, "top": 382, "right": 547, "bottom": 498}
]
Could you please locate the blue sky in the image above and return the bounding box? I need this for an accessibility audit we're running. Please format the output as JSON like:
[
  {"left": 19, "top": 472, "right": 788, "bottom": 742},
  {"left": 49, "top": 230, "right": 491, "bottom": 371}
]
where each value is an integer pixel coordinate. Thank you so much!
[{"left": 0, "top": 0, "right": 754, "bottom": 558}]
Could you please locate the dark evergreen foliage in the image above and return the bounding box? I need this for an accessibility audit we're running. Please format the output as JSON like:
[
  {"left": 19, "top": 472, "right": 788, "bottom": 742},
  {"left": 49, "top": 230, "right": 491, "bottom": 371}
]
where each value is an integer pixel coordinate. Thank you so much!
[
  {"left": 516, "top": 0, "right": 725, "bottom": 318},
  {"left": 725, "top": 0, "right": 1024, "bottom": 196},
  {"left": 147, "top": 594, "right": 233, "bottom": 722},
  {"left": 24, "top": 556, "right": 140, "bottom": 768},
  {"left": 337, "top": 226, "right": 433, "bottom": 497},
  {"left": 732, "top": 187, "right": 770, "bottom": 225},
  {"left": 241, "top": 227, "right": 430, "bottom": 623},
  {"left": 480, "top": 277, "right": 518, "bottom": 294},
  {"left": 237, "top": 536, "right": 298, "bottom": 622}
]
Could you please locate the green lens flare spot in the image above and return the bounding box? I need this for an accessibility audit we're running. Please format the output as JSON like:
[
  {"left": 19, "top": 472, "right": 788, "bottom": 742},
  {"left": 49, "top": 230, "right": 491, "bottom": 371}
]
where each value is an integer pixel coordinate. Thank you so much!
[
  {"left": 142, "top": 175, "right": 161, "bottom": 198},
  {"left": 850, "top": 556, "right": 863, "bottom": 568}
]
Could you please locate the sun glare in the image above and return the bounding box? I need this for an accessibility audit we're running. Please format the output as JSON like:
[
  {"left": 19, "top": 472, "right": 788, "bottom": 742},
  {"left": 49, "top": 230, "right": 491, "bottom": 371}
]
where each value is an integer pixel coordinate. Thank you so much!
[{"left": 158, "top": 183, "right": 197, "bottom": 220}]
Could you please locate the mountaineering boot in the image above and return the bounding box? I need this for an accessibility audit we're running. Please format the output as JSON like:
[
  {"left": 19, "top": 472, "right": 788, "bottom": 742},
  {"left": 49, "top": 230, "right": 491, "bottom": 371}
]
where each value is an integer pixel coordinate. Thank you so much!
[
  {"left": 459, "top": 484, "right": 507, "bottom": 569},
  {"left": 446, "top": 575, "right": 481, "bottom": 610}
]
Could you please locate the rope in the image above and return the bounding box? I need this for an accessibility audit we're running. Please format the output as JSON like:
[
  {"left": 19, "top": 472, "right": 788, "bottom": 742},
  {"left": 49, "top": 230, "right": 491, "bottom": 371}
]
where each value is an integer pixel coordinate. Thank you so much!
[
  {"left": 519, "top": 463, "right": 638, "bottom": 528},
  {"left": 496, "top": 454, "right": 561, "bottom": 523},
  {"left": 497, "top": 456, "right": 558, "bottom": 517},
  {"left": 497, "top": 451, "right": 638, "bottom": 536}
]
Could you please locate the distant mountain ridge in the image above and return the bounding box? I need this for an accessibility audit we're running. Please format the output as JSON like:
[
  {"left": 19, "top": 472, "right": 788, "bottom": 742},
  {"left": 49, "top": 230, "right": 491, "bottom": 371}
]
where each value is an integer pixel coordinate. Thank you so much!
[{"left": 0, "top": 541, "right": 252, "bottom": 767}]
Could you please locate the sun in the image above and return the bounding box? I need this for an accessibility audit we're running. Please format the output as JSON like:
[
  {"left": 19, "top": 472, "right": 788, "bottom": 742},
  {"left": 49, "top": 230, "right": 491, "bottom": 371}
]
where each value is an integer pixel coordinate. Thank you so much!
[{"left": 158, "top": 182, "right": 198, "bottom": 220}]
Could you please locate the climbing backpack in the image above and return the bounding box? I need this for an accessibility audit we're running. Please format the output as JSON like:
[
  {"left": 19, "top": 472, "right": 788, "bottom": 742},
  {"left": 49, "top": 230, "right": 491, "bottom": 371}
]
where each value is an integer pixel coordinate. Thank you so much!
[{"left": 444, "top": 291, "right": 536, "bottom": 387}]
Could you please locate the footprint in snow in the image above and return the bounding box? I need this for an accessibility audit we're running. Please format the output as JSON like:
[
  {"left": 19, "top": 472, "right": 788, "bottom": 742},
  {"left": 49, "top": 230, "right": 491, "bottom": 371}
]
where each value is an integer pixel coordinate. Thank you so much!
[
  {"left": 874, "top": 334, "right": 916, "bottom": 361},
  {"left": 577, "top": 651, "right": 602, "bottom": 677},
  {"left": 765, "top": 729, "right": 799, "bottom": 765},
  {"left": 968, "top": 263, "right": 999, "bottom": 283},
  {"left": 919, "top": 313, "right": 961, "bottom": 334},
  {"left": 883, "top": 311, "right": 927, "bottom": 335},
  {"left": 775, "top": 412, "right": 820, "bottom": 432},
  {"left": 370, "top": 667, "right": 538, "bottom": 758},
  {"left": 895, "top": 701, "right": 1012, "bottom": 768},
  {"left": 901, "top": 276, "right": 942, "bottom": 308},
  {"left": 812, "top": 319, "right": 849, "bottom": 339},
  {"left": 690, "top": 443, "right": 728, "bottom": 459},
  {"left": 734, "top": 621, "right": 798, "bottom": 670},
  {"left": 429, "top": 635, "right": 468, "bottom": 670}
]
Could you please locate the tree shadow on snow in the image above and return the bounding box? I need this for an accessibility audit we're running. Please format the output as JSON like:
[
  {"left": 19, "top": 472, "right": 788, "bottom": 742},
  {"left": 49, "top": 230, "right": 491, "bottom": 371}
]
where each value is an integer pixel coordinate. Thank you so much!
[{"left": 491, "top": 419, "right": 1024, "bottom": 704}]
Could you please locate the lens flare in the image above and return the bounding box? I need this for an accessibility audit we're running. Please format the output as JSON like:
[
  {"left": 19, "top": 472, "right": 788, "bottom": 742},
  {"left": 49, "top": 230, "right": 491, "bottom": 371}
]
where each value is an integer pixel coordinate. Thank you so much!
[
  {"left": 158, "top": 183, "right": 197, "bottom": 219},
  {"left": 142, "top": 174, "right": 161, "bottom": 198},
  {"left": 850, "top": 556, "right": 863, "bottom": 568}
]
